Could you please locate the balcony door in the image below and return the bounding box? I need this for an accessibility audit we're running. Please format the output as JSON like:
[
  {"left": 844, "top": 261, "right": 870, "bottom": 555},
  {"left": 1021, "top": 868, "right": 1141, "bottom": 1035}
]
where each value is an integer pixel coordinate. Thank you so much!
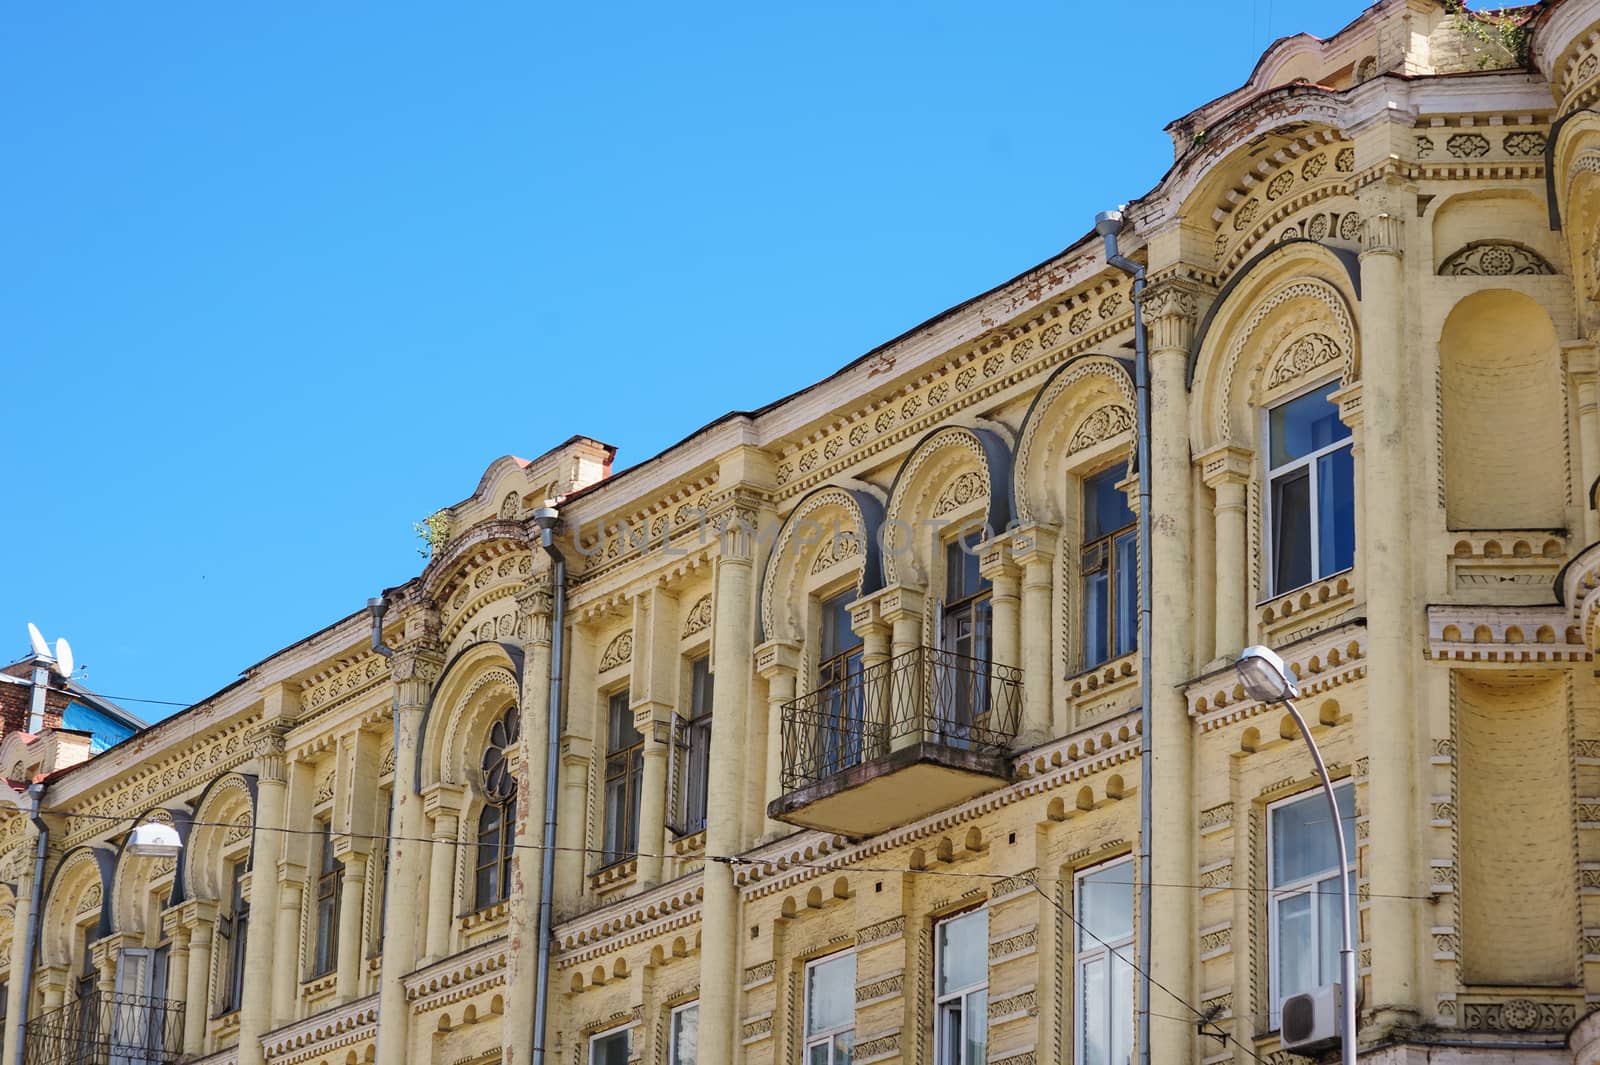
[
  {"left": 937, "top": 536, "right": 992, "bottom": 746},
  {"left": 110, "top": 947, "right": 163, "bottom": 1065},
  {"left": 817, "top": 590, "right": 864, "bottom": 774}
]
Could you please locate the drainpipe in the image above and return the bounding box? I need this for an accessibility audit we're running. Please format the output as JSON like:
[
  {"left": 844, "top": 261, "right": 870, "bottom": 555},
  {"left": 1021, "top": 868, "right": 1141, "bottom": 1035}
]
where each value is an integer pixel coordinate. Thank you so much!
[
  {"left": 1095, "top": 208, "right": 1153, "bottom": 1065},
  {"left": 530, "top": 507, "right": 566, "bottom": 1065},
  {"left": 367, "top": 596, "right": 398, "bottom": 773},
  {"left": 14, "top": 782, "right": 47, "bottom": 1065}
]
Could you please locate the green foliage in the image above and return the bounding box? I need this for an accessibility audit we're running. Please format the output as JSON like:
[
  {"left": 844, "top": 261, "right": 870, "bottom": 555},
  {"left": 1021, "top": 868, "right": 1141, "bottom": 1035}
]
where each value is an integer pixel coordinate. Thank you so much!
[
  {"left": 1445, "top": 0, "right": 1532, "bottom": 68},
  {"left": 414, "top": 510, "right": 452, "bottom": 559}
]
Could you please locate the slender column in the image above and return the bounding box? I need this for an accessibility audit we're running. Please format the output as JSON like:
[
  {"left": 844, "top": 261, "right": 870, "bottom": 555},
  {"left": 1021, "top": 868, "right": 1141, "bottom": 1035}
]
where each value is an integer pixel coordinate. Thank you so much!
[
  {"left": 334, "top": 853, "right": 367, "bottom": 1002},
  {"left": 1198, "top": 448, "right": 1252, "bottom": 663},
  {"left": 1357, "top": 181, "right": 1422, "bottom": 1031},
  {"left": 1011, "top": 524, "right": 1057, "bottom": 746},
  {"left": 754, "top": 641, "right": 800, "bottom": 839},
  {"left": 878, "top": 586, "right": 926, "bottom": 753},
  {"left": 272, "top": 757, "right": 311, "bottom": 1023},
  {"left": 554, "top": 627, "right": 596, "bottom": 906},
  {"left": 333, "top": 726, "right": 379, "bottom": 1005},
  {"left": 422, "top": 789, "right": 462, "bottom": 961},
  {"left": 164, "top": 922, "right": 191, "bottom": 1011},
  {"left": 633, "top": 586, "right": 679, "bottom": 887},
  {"left": 850, "top": 598, "right": 890, "bottom": 757},
  {"left": 375, "top": 609, "right": 443, "bottom": 1065},
  {"left": 90, "top": 937, "right": 116, "bottom": 997},
  {"left": 979, "top": 539, "right": 1022, "bottom": 748},
  {"left": 700, "top": 479, "right": 765, "bottom": 1065},
  {"left": 1141, "top": 278, "right": 1201, "bottom": 1065},
  {"left": 239, "top": 706, "right": 293, "bottom": 1065},
  {"left": 2, "top": 819, "right": 38, "bottom": 1065},
  {"left": 505, "top": 570, "right": 555, "bottom": 1065},
  {"left": 178, "top": 901, "right": 217, "bottom": 1057}
]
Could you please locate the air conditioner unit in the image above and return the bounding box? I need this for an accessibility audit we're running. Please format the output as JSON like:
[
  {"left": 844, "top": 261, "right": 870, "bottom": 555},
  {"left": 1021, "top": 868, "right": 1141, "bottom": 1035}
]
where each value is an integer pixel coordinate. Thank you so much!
[{"left": 1280, "top": 984, "right": 1342, "bottom": 1055}]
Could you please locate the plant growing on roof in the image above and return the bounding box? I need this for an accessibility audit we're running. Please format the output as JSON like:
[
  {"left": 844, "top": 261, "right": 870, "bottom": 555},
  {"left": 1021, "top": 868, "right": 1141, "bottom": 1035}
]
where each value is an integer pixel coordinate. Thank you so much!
[
  {"left": 1444, "top": 0, "right": 1531, "bottom": 68},
  {"left": 414, "top": 510, "right": 453, "bottom": 559}
]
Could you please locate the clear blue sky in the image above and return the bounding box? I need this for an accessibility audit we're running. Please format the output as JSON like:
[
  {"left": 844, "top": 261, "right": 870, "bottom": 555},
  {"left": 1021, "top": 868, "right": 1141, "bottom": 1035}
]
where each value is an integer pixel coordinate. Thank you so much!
[{"left": 4, "top": 0, "right": 1357, "bottom": 717}]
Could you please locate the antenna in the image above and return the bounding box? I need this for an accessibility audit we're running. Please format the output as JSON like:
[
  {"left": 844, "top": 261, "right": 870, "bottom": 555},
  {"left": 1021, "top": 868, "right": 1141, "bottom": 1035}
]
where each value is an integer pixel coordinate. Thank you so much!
[
  {"left": 27, "top": 623, "right": 49, "bottom": 659},
  {"left": 54, "top": 638, "right": 74, "bottom": 681}
]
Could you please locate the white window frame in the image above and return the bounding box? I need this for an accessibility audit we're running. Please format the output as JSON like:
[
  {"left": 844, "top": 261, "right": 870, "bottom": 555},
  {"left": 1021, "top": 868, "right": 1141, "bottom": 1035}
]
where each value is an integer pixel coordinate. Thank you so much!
[
  {"left": 1266, "top": 782, "right": 1355, "bottom": 1029},
  {"left": 1261, "top": 378, "right": 1354, "bottom": 599},
  {"left": 803, "top": 951, "right": 856, "bottom": 1065},
  {"left": 587, "top": 1022, "right": 631, "bottom": 1065},
  {"left": 1073, "top": 856, "right": 1135, "bottom": 1065},
  {"left": 934, "top": 908, "right": 988, "bottom": 1065},
  {"left": 668, "top": 1002, "right": 698, "bottom": 1065}
]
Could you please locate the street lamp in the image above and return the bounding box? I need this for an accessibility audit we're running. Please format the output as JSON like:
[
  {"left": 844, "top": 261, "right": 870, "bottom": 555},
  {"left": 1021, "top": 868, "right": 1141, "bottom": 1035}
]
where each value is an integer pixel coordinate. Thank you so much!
[
  {"left": 1234, "top": 645, "right": 1357, "bottom": 1065},
  {"left": 128, "top": 821, "right": 184, "bottom": 859}
]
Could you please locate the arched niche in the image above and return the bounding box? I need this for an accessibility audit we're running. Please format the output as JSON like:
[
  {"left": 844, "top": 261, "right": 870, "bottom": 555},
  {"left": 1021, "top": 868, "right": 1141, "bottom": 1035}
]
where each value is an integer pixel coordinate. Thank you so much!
[
  {"left": 1440, "top": 289, "right": 1566, "bottom": 530},
  {"left": 882, "top": 426, "right": 1014, "bottom": 588},
  {"left": 759, "top": 485, "right": 885, "bottom": 643},
  {"left": 1190, "top": 247, "right": 1360, "bottom": 455},
  {"left": 110, "top": 807, "right": 185, "bottom": 940},
  {"left": 40, "top": 845, "right": 114, "bottom": 970},
  {"left": 1013, "top": 354, "right": 1137, "bottom": 526},
  {"left": 419, "top": 642, "right": 522, "bottom": 794},
  {"left": 185, "top": 773, "right": 256, "bottom": 903}
]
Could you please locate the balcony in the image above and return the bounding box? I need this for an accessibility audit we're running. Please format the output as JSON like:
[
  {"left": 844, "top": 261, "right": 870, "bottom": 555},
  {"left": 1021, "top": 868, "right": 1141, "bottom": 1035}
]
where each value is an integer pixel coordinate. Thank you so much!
[
  {"left": 23, "top": 991, "right": 185, "bottom": 1065},
  {"left": 770, "top": 646, "right": 1021, "bottom": 837}
]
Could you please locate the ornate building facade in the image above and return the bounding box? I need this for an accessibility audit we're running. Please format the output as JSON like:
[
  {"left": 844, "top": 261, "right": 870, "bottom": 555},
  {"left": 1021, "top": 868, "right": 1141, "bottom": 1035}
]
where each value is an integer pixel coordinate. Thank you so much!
[{"left": 7, "top": 1, "right": 1600, "bottom": 1063}]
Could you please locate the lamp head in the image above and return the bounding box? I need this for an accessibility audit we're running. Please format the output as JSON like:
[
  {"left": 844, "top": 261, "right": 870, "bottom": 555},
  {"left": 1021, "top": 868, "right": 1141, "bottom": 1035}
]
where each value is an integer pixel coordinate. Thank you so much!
[
  {"left": 128, "top": 822, "right": 183, "bottom": 859},
  {"left": 1235, "top": 645, "right": 1299, "bottom": 703}
]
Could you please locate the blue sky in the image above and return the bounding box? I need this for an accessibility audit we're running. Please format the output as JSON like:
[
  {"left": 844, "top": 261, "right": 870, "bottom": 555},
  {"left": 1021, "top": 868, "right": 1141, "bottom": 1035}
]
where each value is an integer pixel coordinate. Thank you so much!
[{"left": 4, "top": 0, "right": 1354, "bottom": 717}]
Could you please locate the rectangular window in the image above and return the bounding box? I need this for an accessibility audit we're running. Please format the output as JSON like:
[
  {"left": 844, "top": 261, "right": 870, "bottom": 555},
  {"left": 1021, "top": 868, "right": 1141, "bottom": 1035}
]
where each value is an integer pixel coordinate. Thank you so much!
[
  {"left": 313, "top": 820, "right": 341, "bottom": 977},
  {"left": 940, "top": 535, "right": 993, "bottom": 741},
  {"left": 1265, "top": 382, "right": 1354, "bottom": 596},
  {"left": 934, "top": 909, "right": 988, "bottom": 1065},
  {"left": 678, "top": 656, "right": 714, "bottom": 836},
  {"left": 817, "top": 589, "right": 864, "bottom": 775},
  {"left": 588, "top": 1025, "right": 631, "bottom": 1065},
  {"left": 1081, "top": 463, "right": 1138, "bottom": 670},
  {"left": 219, "top": 859, "right": 249, "bottom": 1015},
  {"left": 375, "top": 788, "right": 393, "bottom": 953},
  {"left": 475, "top": 795, "right": 516, "bottom": 909},
  {"left": 668, "top": 1003, "right": 699, "bottom": 1065},
  {"left": 1075, "top": 859, "right": 1135, "bottom": 1065},
  {"left": 1268, "top": 783, "right": 1355, "bottom": 1027},
  {"left": 804, "top": 951, "right": 855, "bottom": 1065},
  {"left": 602, "top": 689, "right": 643, "bottom": 866}
]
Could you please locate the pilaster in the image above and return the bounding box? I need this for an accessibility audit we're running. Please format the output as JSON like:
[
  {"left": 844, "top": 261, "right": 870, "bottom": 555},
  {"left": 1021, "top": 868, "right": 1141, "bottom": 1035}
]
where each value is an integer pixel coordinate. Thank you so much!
[
  {"left": 239, "top": 703, "right": 293, "bottom": 1065},
  {"left": 1011, "top": 522, "right": 1058, "bottom": 742},
  {"left": 1198, "top": 445, "right": 1254, "bottom": 664},
  {"left": 754, "top": 639, "right": 801, "bottom": 839}
]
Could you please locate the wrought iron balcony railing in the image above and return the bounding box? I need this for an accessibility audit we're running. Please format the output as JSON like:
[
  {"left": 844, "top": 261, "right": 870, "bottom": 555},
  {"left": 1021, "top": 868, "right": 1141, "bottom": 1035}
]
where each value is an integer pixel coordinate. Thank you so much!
[
  {"left": 779, "top": 646, "right": 1022, "bottom": 792},
  {"left": 23, "top": 991, "right": 185, "bottom": 1065}
]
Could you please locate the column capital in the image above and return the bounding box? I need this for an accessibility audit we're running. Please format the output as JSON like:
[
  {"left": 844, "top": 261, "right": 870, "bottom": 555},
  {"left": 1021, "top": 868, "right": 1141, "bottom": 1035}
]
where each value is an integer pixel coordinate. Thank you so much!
[
  {"left": 421, "top": 781, "right": 466, "bottom": 819},
  {"left": 516, "top": 573, "right": 556, "bottom": 647},
  {"left": 754, "top": 639, "right": 801, "bottom": 681},
  {"left": 872, "top": 584, "right": 926, "bottom": 627},
  {"left": 709, "top": 490, "right": 767, "bottom": 563},
  {"left": 1009, "top": 522, "right": 1058, "bottom": 568},
  {"left": 630, "top": 700, "right": 677, "bottom": 743},
  {"left": 1329, "top": 381, "right": 1364, "bottom": 431},
  {"left": 559, "top": 733, "right": 593, "bottom": 769},
  {"left": 977, "top": 537, "right": 1018, "bottom": 584},
  {"left": 1196, "top": 445, "right": 1255, "bottom": 488},
  {"left": 847, "top": 598, "right": 890, "bottom": 643},
  {"left": 1140, "top": 274, "right": 1207, "bottom": 355},
  {"left": 247, "top": 721, "right": 293, "bottom": 783},
  {"left": 1564, "top": 338, "right": 1600, "bottom": 378}
]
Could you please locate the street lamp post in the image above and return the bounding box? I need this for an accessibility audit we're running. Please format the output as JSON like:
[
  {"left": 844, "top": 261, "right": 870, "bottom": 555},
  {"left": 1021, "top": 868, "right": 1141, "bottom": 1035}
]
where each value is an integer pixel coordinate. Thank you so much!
[{"left": 1234, "top": 645, "right": 1357, "bottom": 1065}]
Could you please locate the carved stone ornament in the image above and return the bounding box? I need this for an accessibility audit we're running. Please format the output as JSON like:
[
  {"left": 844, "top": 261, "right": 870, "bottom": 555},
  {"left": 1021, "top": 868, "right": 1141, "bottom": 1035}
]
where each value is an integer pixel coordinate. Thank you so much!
[
  {"left": 499, "top": 491, "right": 521, "bottom": 519},
  {"left": 1266, "top": 333, "right": 1341, "bottom": 389},
  {"left": 932, "top": 470, "right": 987, "bottom": 517},
  {"left": 1066, "top": 404, "right": 1134, "bottom": 455},
  {"left": 682, "top": 594, "right": 713, "bottom": 638},
  {"left": 599, "top": 630, "right": 633, "bottom": 672},
  {"left": 1438, "top": 241, "right": 1555, "bottom": 277},
  {"left": 809, "top": 533, "right": 863, "bottom": 575}
]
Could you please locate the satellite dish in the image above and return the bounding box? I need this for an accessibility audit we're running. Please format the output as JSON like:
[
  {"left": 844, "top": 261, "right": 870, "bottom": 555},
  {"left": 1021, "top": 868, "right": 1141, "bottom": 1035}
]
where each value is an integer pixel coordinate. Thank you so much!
[
  {"left": 54, "top": 639, "right": 74, "bottom": 681},
  {"left": 26, "top": 623, "right": 49, "bottom": 659}
]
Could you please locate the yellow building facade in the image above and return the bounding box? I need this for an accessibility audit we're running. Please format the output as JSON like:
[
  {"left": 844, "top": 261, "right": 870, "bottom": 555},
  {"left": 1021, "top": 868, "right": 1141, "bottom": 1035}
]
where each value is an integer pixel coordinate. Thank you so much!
[{"left": 7, "top": 2, "right": 1600, "bottom": 1063}]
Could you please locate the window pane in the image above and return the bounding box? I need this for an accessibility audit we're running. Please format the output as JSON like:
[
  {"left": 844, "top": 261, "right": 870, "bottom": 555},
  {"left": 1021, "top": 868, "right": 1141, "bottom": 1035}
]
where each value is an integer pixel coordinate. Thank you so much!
[
  {"left": 1084, "top": 464, "right": 1134, "bottom": 541},
  {"left": 1083, "top": 563, "right": 1109, "bottom": 669},
  {"left": 1269, "top": 383, "right": 1348, "bottom": 467},
  {"left": 1316, "top": 445, "right": 1355, "bottom": 577},
  {"left": 938, "top": 1002, "right": 962, "bottom": 1065},
  {"left": 832, "top": 1030, "right": 855, "bottom": 1065},
  {"left": 1113, "top": 529, "right": 1138, "bottom": 658},
  {"left": 603, "top": 772, "right": 627, "bottom": 860},
  {"left": 590, "top": 1030, "right": 630, "bottom": 1065},
  {"left": 1276, "top": 891, "right": 1315, "bottom": 1002},
  {"left": 690, "top": 657, "right": 713, "bottom": 719},
  {"left": 1318, "top": 870, "right": 1354, "bottom": 987},
  {"left": 820, "top": 591, "right": 859, "bottom": 661},
  {"left": 670, "top": 1006, "right": 698, "bottom": 1065},
  {"left": 937, "top": 910, "right": 987, "bottom": 995},
  {"left": 1080, "top": 956, "right": 1107, "bottom": 1065},
  {"left": 1078, "top": 861, "right": 1135, "bottom": 946},
  {"left": 1111, "top": 950, "right": 1134, "bottom": 1065},
  {"left": 964, "top": 989, "right": 987, "bottom": 1064},
  {"left": 946, "top": 538, "right": 985, "bottom": 602},
  {"left": 809, "top": 1044, "right": 831, "bottom": 1065},
  {"left": 806, "top": 953, "right": 855, "bottom": 1034},
  {"left": 1271, "top": 468, "right": 1313, "bottom": 593},
  {"left": 1271, "top": 787, "right": 1355, "bottom": 885}
]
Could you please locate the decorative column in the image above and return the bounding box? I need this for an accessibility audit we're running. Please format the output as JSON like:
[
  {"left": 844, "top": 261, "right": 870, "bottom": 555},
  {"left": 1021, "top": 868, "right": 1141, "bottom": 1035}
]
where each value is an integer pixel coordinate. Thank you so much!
[
  {"left": 633, "top": 586, "right": 680, "bottom": 887},
  {"left": 849, "top": 597, "right": 890, "bottom": 757},
  {"left": 37, "top": 970, "right": 66, "bottom": 1012},
  {"left": 1567, "top": 340, "right": 1600, "bottom": 543},
  {"left": 979, "top": 538, "right": 1022, "bottom": 742},
  {"left": 1357, "top": 174, "right": 1422, "bottom": 1032},
  {"left": 1011, "top": 523, "right": 1057, "bottom": 742},
  {"left": 553, "top": 626, "right": 596, "bottom": 907},
  {"left": 163, "top": 919, "right": 191, "bottom": 1010},
  {"left": 1198, "top": 446, "right": 1252, "bottom": 664},
  {"left": 505, "top": 568, "right": 555, "bottom": 1065},
  {"left": 176, "top": 900, "right": 218, "bottom": 1057},
  {"left": 334, "top": 726, "right": 380, "bottom": 1005},
  {"left": 1140, "top": 275, "right": 1202, "bottom": 1065},
  {"left": 879, "top": 586, "right": 926, "bottom": 753},
  {"left": 421, "top": 783, "right": 464, "bottom": 962},
  {"left": 699, "top": 463, "right": 768, "bottom": 1065},
  {"left": 89, "top": 935, "right": 117, "bottom": 997},
  {"left": 273, "top": 757, "right": 312, "bottom": 1024},
  {"left": 239, "top": 698, "right": 294, "bottom": 1065},
  {"left": 375, "top": 606, "right": 442, "bottom": 1065},
  {"left": 754, "top": 640, "right": 800, "bottom": 840},
  {"left": 2, "top": 817, "right": 39, "bottom": 1065},
  {"left": 335, "top": 853, "right": 368, "bottom": 1001}
]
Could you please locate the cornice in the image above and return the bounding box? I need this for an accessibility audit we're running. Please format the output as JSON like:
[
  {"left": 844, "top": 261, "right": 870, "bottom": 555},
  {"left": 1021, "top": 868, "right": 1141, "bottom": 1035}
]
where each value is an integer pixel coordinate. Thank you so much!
[
  {"left": 402, "top": 937, "right": 508, "bottom": 1013},
  {"left": 261, "top": 994, "right": 378, "bottom": 1063},
  {"left": 1185, "top": 621, "right": 1368, "bottom": 731}
]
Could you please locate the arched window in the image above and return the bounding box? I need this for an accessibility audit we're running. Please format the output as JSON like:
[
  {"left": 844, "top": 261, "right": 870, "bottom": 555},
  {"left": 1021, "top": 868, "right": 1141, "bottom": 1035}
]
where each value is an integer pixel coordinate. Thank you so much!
[{"left": 475, "top": 706, "right": 518, "bottom": 909}]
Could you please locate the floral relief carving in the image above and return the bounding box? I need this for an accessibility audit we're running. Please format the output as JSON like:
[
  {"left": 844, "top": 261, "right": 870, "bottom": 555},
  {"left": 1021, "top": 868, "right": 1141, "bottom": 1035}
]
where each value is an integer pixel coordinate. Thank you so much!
[
  {"left": 1069, "top": 308, "right": 1093, "bottom": 334},
  {"left": 1338, "top": 212, "right": 1362, "bottom": 241},
  {"left": 1305, "top": 213, "right": 1330, "bottom": 241},
  {"left": 1438, "top": 241, "right": 1554, "bottom": 276},
  {"left": 857, "top": 915, "right": 905, "bottom": 945},
  {"left": 982, "top": 354, "right": 1004, "bottom": 377},
  {"left": 499, "top": 492, "right": 521, "bottom": 519},
  {"left": 599, "top": 630, "right": 633, "bottom": 672},
  {"left": 810, "top": 532, "right": 864, "bottom": 574},
  {"left": 849, "top": 424, "right": 869, "bottom": 447},
  {"left": 225, "top": 813, "right": 253, "bottom": 845},
  {"left": 1039, "top": 323, "right": 1062, "bottom": 349},
  {"left": 1503, "top": 131, "right": 1546, "bottom": 157},
  {"left": 856, "top": 974, "right": 903, "bottom": 1003},
  {"left": 1461, "top": 999, "right": 1575, "bottom": 1031},
  {"left": 1233, "top": 199, "right": 1260, "bottom": 230},
  {"left": 77, "top": 883, "right": 102, "bottom": 915},
  {"left": 1066, "top": 404, "right": 1134, "bottom": 455},
  {"left": 1266, "top": 171, "right": 1294, "bottom": 200},
  {"left": 1266, "top": 332, "right": 1341, "bottom": 389},
  {"left": 933, "top": 471, "right": 987, "bottom": 517},
  {"left": 1099, "top": 292, "right": 1123, "bottom": 318},
  {"left": 1416, "top": 136, "right": 1434, "bottom": 159},
  {"left": 1302, "top": 154, "right": 1327, "bottom": 180},
  {"left": 1335, "top": 147, "right": 1355, "bottom": 171},
  {"left": 1446, "top": 133, "right": 1490, "bottom": 159},
  {"left": 1010, "top": 337, "right": 1034, "bottom": 364},
  {"left": 682, "top": 594, "right": 713, "bottom": 638}
]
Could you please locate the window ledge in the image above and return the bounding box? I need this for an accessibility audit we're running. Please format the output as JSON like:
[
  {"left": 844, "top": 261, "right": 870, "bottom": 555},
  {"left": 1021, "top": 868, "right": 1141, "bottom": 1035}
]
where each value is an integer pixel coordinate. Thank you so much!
[
  {"left": 1067, "top": 651, "right": 1140, "bottom": 730},
  {"left": 301, "top": 971, "right": 336, "bottom": 994},
  {"left": 672, "top": 831, "right": 707, "bottom": 858},
  {"left": 1258, "top": 570, "right": 1355, "bottom": 643},
  {"left": 462, "top": 900, "right": 509, "bottom": 930},
  {"left": 592, "top": 859, "right": 638, "bottom": 897}
]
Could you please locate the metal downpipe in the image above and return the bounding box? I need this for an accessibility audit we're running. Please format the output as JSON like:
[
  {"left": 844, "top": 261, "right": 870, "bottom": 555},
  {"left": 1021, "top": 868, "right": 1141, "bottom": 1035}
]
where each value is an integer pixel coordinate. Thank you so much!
[
  {"left": 1096, "top": 209, "right": 1153, "bottom": 1065},
  {"left": 532, "top": 508, "right": 566, "bottom": 1065},
  {"left": 15, "top": 782, "right": 47, "bottom": 1065}
]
